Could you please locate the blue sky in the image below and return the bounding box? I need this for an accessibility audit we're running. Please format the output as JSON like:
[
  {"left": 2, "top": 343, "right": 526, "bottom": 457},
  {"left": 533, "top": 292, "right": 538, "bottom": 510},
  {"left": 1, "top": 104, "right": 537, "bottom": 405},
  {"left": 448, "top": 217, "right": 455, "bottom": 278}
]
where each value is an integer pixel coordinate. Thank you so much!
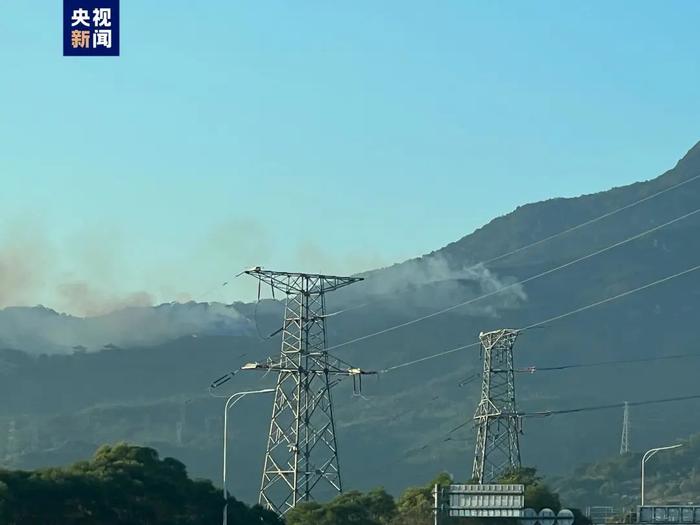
[{"left": 1, "top": 1, "right": 699, "bottom": 315}]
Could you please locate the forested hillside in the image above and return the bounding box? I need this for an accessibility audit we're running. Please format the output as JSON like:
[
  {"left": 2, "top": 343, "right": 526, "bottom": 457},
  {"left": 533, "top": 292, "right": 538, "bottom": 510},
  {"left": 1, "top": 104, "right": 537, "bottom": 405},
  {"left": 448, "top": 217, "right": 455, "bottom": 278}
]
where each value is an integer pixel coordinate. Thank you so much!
[
  {"left": 0, "top": 443, "right": 281, "bottom": 525},
  {"left": 555, "top": 432, "right": 700, "bottom": 510},
  {"left": 1, "top": 142, "right": 700, "bottom": 502},
  {"left": 0, "top": 447, "right": 586, "bottom": 525}
]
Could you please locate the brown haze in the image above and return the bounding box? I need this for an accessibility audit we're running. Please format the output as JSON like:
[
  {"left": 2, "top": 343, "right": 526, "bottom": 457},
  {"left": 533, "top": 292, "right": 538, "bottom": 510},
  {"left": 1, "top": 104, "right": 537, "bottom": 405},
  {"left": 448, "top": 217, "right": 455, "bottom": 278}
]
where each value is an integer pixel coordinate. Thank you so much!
[
  {"left": 0, "top": 220, "right": 54, "bottom": 309},
  {"left": 1, "top": 215, "right": 503, "bottom": 318},
  {"left": 0, "top": 219, "right": 156, "bottom": 316}
]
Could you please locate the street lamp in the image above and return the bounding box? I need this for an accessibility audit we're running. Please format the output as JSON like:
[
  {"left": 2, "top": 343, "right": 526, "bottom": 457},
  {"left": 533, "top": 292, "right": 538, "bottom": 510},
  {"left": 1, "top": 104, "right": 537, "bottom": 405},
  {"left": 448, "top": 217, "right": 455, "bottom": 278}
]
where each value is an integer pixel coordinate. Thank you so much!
[
  {"left": 641, "top": 443, "right": 683, "bottom": 506},
  {"left": 221, "top": 388, "right": 275, "bottom": 525}
]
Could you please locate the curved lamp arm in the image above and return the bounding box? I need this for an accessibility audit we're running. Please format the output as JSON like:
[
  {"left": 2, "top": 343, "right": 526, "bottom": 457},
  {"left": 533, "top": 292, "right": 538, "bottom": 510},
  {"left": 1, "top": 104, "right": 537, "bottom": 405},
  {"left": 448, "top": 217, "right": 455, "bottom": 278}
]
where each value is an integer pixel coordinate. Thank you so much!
[
  {"left": 222, "top": 388, "right": 275, "bottom": 525},
  {"left": 641, "top": 443, "right": 682, "bottom": 506}
]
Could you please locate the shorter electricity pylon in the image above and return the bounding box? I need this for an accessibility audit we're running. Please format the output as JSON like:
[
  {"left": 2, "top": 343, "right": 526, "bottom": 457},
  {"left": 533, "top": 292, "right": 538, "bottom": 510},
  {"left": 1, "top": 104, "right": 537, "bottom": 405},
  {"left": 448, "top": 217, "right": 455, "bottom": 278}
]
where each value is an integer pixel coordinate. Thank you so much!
[{"left": 472, "top": 329, "right": 522, "bottom": 483}]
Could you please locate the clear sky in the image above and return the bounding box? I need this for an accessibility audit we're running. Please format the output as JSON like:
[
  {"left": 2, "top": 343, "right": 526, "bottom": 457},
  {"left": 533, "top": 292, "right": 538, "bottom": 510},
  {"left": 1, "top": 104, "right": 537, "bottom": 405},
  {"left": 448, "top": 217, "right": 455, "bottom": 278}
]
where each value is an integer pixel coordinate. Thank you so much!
[{"left": 1, "top": 1, "right": 699, "bottom": 315}]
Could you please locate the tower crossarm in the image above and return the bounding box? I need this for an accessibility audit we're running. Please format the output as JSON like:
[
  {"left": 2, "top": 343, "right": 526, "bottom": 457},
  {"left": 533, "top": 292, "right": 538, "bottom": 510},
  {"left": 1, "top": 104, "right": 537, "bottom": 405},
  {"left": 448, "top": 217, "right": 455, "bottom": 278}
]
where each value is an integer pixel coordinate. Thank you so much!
[
  {"left": 244, "top": 267, "right": 363, "bottom": 296},
  {"left": 241, "top": 360, "right": 377, "bottom": 378}
]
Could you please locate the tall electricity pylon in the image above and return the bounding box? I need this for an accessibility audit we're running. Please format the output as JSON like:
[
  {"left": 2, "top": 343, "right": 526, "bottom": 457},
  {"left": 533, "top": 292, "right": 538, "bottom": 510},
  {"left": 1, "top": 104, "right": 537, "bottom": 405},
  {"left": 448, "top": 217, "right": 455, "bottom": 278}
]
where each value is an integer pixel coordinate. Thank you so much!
[
  {"left": 242, "top": 267, "right": 373, "bottom": 515},
  {"left": 472, "top": 329, "right": 522, "bottom": 483},
  {"left": 620, "top": 401, "right": 630, "bottom": 455}
]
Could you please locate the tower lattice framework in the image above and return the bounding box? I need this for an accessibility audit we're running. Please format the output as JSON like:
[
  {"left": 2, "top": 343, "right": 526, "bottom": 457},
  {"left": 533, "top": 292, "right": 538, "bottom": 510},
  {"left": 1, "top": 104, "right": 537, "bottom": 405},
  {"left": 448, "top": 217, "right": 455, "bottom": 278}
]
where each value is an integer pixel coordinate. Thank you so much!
[
  {"left": 242, "top": 268, "right": 371, "bottom": 515},
  {"left": 472, "top": 328, "right": 522, "bottom": 483},
  {"left": 620, "top": 401, "right": 630, "bottom": 454}
]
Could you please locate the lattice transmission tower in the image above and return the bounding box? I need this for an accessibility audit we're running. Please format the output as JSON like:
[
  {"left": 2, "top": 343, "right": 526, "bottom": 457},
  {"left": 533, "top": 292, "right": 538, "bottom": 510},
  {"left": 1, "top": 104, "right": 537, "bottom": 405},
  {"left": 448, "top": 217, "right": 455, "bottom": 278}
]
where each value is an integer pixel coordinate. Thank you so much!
[
  {"left": 620, "top": 401, "right": 630, "bottom": 455},
  {"left": 472, "top": 329, "right": 522, "bottom": 483},
  {"left": 242, "top": 267, "right": 374, "bottom": 515}
]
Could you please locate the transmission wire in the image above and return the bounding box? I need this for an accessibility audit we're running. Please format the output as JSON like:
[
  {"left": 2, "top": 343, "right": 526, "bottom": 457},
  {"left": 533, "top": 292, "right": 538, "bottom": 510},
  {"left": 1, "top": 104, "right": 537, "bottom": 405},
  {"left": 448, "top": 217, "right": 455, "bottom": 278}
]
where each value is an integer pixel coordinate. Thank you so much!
[
  {"left": 328, "top": 206, "right": 700, "bottom": 352},
  {"left": 518, "top": 352, "right": 700, "bottom": 373},
  {"left": 381, "top": 262, "right": 700, "bottom": 373},
  {"left": 331, "top": 173, "right": 700, "bottom": 320}
]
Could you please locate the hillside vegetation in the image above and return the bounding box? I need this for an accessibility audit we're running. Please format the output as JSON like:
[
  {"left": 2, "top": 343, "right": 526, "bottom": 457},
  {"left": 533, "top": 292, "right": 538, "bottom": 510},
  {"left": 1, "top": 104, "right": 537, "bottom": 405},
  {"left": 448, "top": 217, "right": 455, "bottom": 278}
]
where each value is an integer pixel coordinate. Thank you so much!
[
  {"left": 1, "top": 142, "right": 700, "bottom": 500},
  {"left": 0, "top": 447, "right": 586, "bottom": 525},
  {"left": 555, "top": 432, "right": 700, "bottom": 509},
  {"left": 0, "top": 443, "right": 280, "bottom": 525}
]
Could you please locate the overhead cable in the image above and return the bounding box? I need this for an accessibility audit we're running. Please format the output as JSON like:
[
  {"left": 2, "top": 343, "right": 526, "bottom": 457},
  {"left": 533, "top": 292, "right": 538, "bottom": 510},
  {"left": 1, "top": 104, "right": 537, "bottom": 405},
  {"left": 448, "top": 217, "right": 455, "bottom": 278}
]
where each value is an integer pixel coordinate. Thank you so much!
[
  {"left": 519, "top": 352, "right": 700, "bottom": 373},
  {"left": 328, "top": 206, "right": 700, "bottom": 352},
  {"left": 380, "top": 262, "right": 700, "bottom": 373}
]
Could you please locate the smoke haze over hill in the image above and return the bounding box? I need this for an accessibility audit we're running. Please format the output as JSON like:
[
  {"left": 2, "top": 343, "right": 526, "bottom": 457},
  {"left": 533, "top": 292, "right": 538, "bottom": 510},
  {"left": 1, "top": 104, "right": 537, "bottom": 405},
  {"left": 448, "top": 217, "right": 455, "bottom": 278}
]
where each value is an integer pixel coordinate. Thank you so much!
[{"left": 1, "top": 141, "right": 700, "bottom": 503}]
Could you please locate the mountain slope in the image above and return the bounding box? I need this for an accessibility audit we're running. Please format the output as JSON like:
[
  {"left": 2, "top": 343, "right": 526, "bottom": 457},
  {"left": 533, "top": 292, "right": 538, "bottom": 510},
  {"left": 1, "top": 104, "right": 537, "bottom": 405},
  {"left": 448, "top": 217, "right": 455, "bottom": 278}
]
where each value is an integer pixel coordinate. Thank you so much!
[
  {"left": 0, "top": 302, "right": 254, "bottom": 354},
  {"left": 1, "top": 141, "right": 700, "bottom": 504},
  {"left": 554, "top": 432, "right": 700, "bottom": 509}
]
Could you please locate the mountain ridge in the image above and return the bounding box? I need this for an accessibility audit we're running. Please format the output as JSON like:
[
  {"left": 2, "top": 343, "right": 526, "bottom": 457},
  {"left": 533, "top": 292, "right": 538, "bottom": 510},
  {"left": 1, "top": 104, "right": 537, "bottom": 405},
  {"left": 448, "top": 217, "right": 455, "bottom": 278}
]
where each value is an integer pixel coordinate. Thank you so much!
[
  {"left": 1, "top": 140, "right": 699, "bottom": 504},
  {"left": 5, "top": 141, "right": 700, "bottom": 353}
]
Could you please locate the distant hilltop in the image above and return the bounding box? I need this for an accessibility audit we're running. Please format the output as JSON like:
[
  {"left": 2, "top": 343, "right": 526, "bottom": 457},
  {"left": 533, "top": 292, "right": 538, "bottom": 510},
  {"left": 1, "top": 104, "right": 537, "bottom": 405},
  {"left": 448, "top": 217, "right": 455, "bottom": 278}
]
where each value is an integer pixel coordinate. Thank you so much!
[{"left": 0, "top": 301, "right": 256, "bottom": 354}]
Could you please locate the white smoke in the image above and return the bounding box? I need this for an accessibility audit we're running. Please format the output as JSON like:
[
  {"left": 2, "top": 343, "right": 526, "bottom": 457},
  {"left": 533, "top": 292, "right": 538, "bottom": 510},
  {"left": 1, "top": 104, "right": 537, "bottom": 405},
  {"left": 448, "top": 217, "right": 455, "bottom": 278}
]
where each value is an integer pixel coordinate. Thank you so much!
[
  {"left": 0, "top": 302, "right": 253, "bottom": 355},
  {"left": 336, "top": 254, "right": 527, "bottom": 317}
]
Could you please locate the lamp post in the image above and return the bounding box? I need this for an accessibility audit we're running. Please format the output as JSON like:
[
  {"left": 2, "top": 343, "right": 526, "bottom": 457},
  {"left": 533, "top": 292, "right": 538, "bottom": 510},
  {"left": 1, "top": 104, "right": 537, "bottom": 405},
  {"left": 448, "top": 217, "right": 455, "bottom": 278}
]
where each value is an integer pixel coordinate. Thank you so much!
[
  {"left": 221, "top": 388, "right": 275, "bottom": 525},
  {"left": 641, "top": 443, "right": 683, "bottom": 506}
]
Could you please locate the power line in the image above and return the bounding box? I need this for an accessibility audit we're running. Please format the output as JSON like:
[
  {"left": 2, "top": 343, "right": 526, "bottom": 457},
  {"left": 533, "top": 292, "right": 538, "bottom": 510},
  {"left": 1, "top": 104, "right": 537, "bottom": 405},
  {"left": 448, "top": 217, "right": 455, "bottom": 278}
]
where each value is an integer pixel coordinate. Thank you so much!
[
  {"left": 382, "top": 357, "right": 700, "bottom": 470},
  {"left": 382, "top": 341, "right": 480, "bottom": 373},
  {"left": 380, "top": 262, "right": 700, "bottom": 374},
  {"left": 200, "top": 176, "right": 700, "bottom": 386},
  {"left": 194, "top": 270, "right": 247, "bottom": 303},
  {"left": 210, "top": 173, "right": 700, "bottom": 334},
  {"left": 522, "top": 393, "right": 700, "bottom": 418},
  {"left": 197, "top": 280, "right": 230, "bottom": 301},
  {"left": 388, "top": 391, "right": 700, "bottom": 469},
  {"left": 518, "top": 352, "right": 700, "bottom": 373},
  {"left": 478, "top": 173, "right": 700, "bottom": 267},
  {"left": 458, "top": 373, "right": 480, "bottom": 387},
  {"left": 518, "top": 262, "right": 700, "bottom": 332},
  {"left": 322, "top": 173, "right": 700, "bottom": 321},
  {"left": 362, "top": 262, "right": 700, "bottom": 474},
  {"left": 328, "top": 205, "right": 700, "bottom": 352}
]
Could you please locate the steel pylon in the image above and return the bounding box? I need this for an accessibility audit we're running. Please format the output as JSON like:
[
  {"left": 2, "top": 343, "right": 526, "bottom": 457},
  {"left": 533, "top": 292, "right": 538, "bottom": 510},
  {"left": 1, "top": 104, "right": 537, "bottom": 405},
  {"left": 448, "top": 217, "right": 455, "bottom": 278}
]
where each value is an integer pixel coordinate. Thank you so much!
[
  {"left": 242, "top": 267, "right": 372, "bottom": 515},
  {"left": 472, "top": 328, "right": 522, "bottom": 483},
  {"left": 620, "top": 401, "right": 630, "bottom": 455}
]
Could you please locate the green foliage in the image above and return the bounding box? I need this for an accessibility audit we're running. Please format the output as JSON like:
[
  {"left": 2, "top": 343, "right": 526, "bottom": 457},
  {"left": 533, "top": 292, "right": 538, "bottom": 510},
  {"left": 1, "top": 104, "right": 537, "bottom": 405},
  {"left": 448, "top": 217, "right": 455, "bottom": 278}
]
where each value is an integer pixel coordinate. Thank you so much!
[
  {"left": 555, "top": 434, "right": 700, "bottom": 509},
  {"left": 498, "top": 467, "right": 591, "bottom": 525},
  {"left": 393, "top": 472, "right": 453, "bottom": 525},
  {"left": 0, "top": 454, "right": 594, "bottom": 525},
  {"left": 0, "top": 442, "right": 282, "bottom": 525},
  {"left": 287, "top": 488, "right": 396, "bottom": 525},
  {"left": 500, "top": 467, "right": 561, "bottom": 512},
  {"left": 288, "top": 473, "right": 453, "bottom": 525},
  {"left": 286, "top": 468, "right": 595, "bottom": 525}
]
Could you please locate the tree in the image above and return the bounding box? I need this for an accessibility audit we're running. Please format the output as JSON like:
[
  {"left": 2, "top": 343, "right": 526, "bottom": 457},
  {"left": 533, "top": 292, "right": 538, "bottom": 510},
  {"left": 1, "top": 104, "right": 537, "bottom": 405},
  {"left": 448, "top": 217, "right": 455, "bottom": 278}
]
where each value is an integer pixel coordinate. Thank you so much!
[
  {"left": 0, "top": 442, "right": 282, "bottom": 525},
  {"left": 499, "top": 467, "right": 590, "bottom": 525},
  {"left": 286, "top": 488, "right": 396, "bottom": 525},
  {"left": 392, "top": 472, "right": 452, "bottom": 525},
  {"left": 499, "top": 467, "right": 561, "bottom": 512},
  {"left": 365, "top": 487, "right": 397, "bottom": 524}
]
